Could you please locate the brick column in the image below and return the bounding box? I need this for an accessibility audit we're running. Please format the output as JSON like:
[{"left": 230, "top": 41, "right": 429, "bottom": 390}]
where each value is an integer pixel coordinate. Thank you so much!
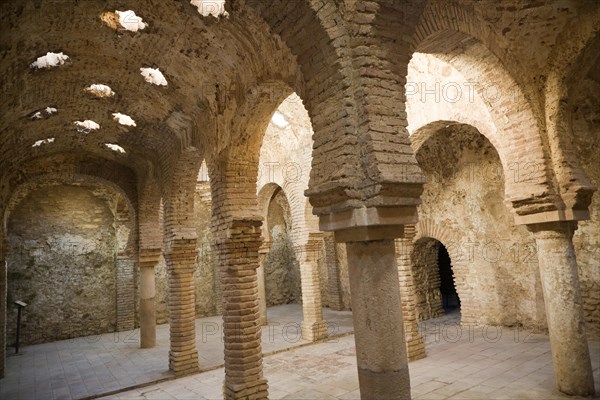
[
  {"left": 139, "top": 249, "right": 160, "bottom": 348},
  {"left": 214, "top": 218, "right": 268, "bottom": 400},
  {"left": 300, "top": 233, "right": 328, "bottom": 341},
  {"left": 115, "top": 204, "right": 136, "bottom": 332},
  {"left": 257, "top": 241, "right": 270, "bottom": 326},
  {"left": 210, "top": 155, "right": 268, "bottom": 400},
  {"left": 395, "top": 226, "right": 426, "bottom": 361},
  {"left": 528, "top": 222, "right": 594, "bottom": 396},
  {"left": 324, "top": 232, "right": 344, "bottom": 311},
  {"left": 116, "top": 255, "right": 135, "bottom": 332},
  {"left": 165, "top": 240, "right": 200, "bottom": 375}
]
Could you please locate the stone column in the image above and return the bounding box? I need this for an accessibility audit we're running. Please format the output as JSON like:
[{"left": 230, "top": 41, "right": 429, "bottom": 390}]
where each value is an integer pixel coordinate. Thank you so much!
[
  {"left": 257, "top": 241, "right": 270, "bottom": 326},
  {"left": 165, "top": 241, "right": 200, "bottom": 375},
  {"left": 346, "top": 238, "right": 411, "bottom": 400},
  {"left": 139, "top": 249, "right": 160, "bottom": 348},
  {"left": 324, "top": 232, "right": 344, "bottom": 311},
  {"left": 216, "top": 218, "right": 268, "bottom": 400},
  {"left": 396, "top": 225, "right": 426, "bottom": 362},
  {"left": 528, "top": 221, "right": 594, "bottom": 396},
  {"left": 300, "top": 233, "right": 328, "bottom": 341}
]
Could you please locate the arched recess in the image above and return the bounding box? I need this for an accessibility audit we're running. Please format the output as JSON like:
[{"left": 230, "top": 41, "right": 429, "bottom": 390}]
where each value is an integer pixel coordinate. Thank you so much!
[
  {"left": 409, "top": 5, "right": 560, "bottom": 222},
  {"left": 3, "top": 173, "right": 138, "bottom": 346},
  {"left": 544, "top": 6, "right": 600, "bottom": 216},
  {"left": 0, "top": 153, "right": 139, "bottom": 377}
]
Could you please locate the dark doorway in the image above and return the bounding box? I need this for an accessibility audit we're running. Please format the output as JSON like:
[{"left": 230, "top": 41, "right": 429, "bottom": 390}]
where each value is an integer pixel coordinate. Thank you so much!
[{"left": 438, "top": 244, "right": 460, "bottom": 312}]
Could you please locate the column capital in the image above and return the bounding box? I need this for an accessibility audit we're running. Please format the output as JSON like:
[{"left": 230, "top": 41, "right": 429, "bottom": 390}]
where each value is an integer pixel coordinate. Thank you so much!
[
  {"left": 139, "top": 248, "right": 162, "bottom": 266},
  {"left": 258, "top": 240, "right": 271, "bottom": 255},
  {"left": 526, "top": 220, "right": 578, "bottom": 239},
  {"left": 316, "top": 206, "right": 418, "bottom": 243},
  {"left": 512, "top": 206, "right": 590, "bottom": 226}
]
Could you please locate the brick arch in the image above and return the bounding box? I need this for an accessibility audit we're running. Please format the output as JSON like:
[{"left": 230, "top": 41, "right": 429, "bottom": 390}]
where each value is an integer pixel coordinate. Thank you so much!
[
  {"left": 414, "top": 220, "right": 476, "bottom": 325},
  {"left": 543, "top": 7, "right": 600, "bottom": 216},
  {"left": 248, "top": 1, "right": 403, "bottom": 213},
  {"left": 413, "top": 23, "right": 563, "bottom": 223}
]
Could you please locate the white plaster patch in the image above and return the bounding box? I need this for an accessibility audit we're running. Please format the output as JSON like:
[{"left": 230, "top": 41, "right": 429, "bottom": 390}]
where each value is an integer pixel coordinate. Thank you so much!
[
  {"left": 46, "top": 234, "right": 97, "bottom": 255},
  {"left": 30, "top": 107, "right": 58, "bottom": 120},
  {"left": 30, "top": 52, "right": 69, "bottom": 69},
  {"left": 85, "top": 84, "right": 115, "bottom": 97},
  {"left": 74, "top": 120, "right": 100, "bottom": 133},
  {"left": 112, "top": 113, "right": 136, "bottom": 127},
  {"left": 105, "top": 143, "right": 126, "bottom": 153},
  {"left": 140, "top": 67, "right": 168, "bottom": 86},
  {"left": 191, "top": 0, "right": 229, "bottom": 17},
  {"left": 271, "top": 112, "right": 289, "bottom": 128},
  {"left": 32, "top": 138, "right": 55, "bottom": 147},
  {"left": 116, "top": 10, "right": 146, "bottom": 32}
]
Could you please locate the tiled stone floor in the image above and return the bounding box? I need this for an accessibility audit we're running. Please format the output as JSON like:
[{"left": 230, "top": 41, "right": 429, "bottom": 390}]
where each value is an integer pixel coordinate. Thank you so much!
[
  {"left": 0, "top": 305, "right": 353, "bottom": 400},
  {"left": 103, "top": 311, "right": 600, "bottom": 400}
]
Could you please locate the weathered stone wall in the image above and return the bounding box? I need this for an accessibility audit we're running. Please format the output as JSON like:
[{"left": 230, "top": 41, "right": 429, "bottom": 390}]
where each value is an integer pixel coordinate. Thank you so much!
[
  {"left": 572, "top": 70, "right": 600, "bottom": 338},
  {"left": 414, "top": 125, "right": 546, "bottom": 329},
  {"left": 6, "top": 185, "right": 118, "bottom": 344}
]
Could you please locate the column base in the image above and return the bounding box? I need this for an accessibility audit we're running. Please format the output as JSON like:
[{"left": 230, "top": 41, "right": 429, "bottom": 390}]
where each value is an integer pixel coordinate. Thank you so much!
[
  {"left": 169, "top": 350, "right": 200, "bottom": 376},
  {"left": 406, "top": 335, "right": 426, "bottom": 361},
  {"left": 224, "top": 378, "right": 269, "bottom": 400},
  {"left": 302, "top": 320, "right": 328, "bottom": 342},
  {"left": 357, "top": 365, "right": 411, "bottom": 399}
]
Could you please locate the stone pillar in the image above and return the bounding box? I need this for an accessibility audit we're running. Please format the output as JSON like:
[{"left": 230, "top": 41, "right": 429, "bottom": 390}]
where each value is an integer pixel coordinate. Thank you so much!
[
  {"left": 396, "top": 225, "right": 426, "bottom": 362},
  {"left": 257, "top": 241, "right": 270, "bottom": 326},
  {"left": 346, "top": 238, "right": 411, "bottom": 400},
  {"left": 324, "top": 232, "right": 344, "bottom": 311},
  {"left": 165, "top": 241, "right": 200, "bottom": 375},
  {"left": 529, "top": 222, "right": 594, "bottom": 396},
  {"left": 215, "top": 218, "right": 268, "bottom": 400},
  {"left": 300, "top": 233, "right": 328, "bottom": 341},
  {"left": 139, "top": 249, "right": 160, "bottom": 348}
]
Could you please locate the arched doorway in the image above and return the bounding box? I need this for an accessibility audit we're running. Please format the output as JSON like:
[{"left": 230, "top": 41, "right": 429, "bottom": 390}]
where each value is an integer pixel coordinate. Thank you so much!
[
  {"left": 437, "top": 244, "right": 459, "bottom": 313},
  {"left": 411, "top": 237, "right": 460, "bottom": 321}
]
